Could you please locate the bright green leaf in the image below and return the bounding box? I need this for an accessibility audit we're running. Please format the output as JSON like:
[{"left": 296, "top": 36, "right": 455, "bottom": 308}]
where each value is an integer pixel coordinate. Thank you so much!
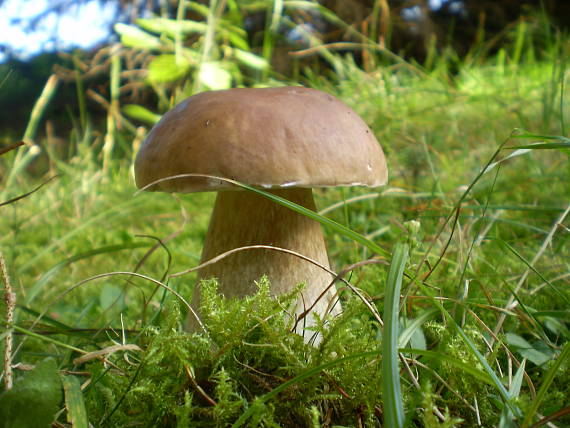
[
  {"left": 382, "top": 243, "right": 409, "bottom": 428},
  {"left": 148, "top": 54, "right": 191, "bottom": 83}
]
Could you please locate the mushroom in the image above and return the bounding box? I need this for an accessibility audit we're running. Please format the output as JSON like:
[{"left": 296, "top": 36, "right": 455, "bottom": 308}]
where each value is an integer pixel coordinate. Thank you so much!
[{"left": 134, "top": 86, "right": 387, "bottom": 339}]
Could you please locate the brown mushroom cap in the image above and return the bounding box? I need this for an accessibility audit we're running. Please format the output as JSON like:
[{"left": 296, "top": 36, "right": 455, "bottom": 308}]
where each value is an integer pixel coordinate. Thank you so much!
[{"left": 135, "top": 86, "right": 387, "bottom": 193}]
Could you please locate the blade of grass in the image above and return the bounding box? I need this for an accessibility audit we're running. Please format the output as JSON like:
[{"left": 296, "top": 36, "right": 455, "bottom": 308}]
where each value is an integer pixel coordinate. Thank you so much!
[
  {"left": 0, "top": 175, "right": 58, "bottom": 208},
  {"left": 73, "top": 57, "right": 88, "bottom": 134},
  {"left": 22, "top": 74, "right": 60, "bottom": 143},
  {"left": 11, "top": 324, "right": 87, "bottom": 355},
  {"left": 522, "top": 342, "right": 570, "bottom": 427},
  {"left": 499, "top": 359, "right": 527, "bottom": 427},
  {"left": 61, "top": 374, "right": 89, "bottom": 428},
  {"left": 137, "top": 174, "right": 391, "bottom": 257},
  {"left": 382, "top": 243, "right": 409, "bottom": 428},
  {"left": 509, "top": 358, "right": 526, "bottom": 399},
  {"left": 228, "top": 185, "right": 389, "bottom": 257},
  {"left": 174, "top": 0, "right": 187, "bottom": 66},
  {"left": 102, "top": 43, "right": 121, "bottom": 172},
  {"left": 17, "top": 306, "right": 75, "bottom": 331},
  {"left": 511, "top": 131, "right": 570, "bottom": 143},
  {"left": 507, "top": 142, "right": 570, "bottom": 150}
]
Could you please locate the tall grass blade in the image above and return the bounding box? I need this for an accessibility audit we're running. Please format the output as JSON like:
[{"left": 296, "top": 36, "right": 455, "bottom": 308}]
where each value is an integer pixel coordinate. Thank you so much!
[
  {"left": 22, "top": 74, "right": 59, "bottom": 143},
  {"left": 507, "top": 142, "right": 570, "bottom": 150},
  {"left": 174, "top": 0, "right": 187, "bottom": 65},
  {"left": 237, "top": 182, "right": 390, "bottom": 257},
  {"left": 509, "top": 359, "right": 526, "bottom": 399},
  {"left": 103, "top": 44, "right": 121, "bottom": 172},
  {"left": 11, "top": 324, "right": 87, "bottom": 355},
  {"left": 5, "top": 75, "right": 59, "bottom": 189},
  {"left": 73, "top": 57, "right": 88, "bottom": 134},
  {"left": 507, "top": 131, "right": 570, "bottom": 151},
  {"left": 382, "top": 242, "right": 408, "bottom": 428},
  {"left": 0, "top": 175, "right": 58, "bottom": 208}
]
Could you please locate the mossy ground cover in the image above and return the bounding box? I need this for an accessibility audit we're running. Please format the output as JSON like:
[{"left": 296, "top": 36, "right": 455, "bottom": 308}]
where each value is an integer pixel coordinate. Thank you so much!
[{"left": 1, "top": 13, "right": 569, "bottom": 427}]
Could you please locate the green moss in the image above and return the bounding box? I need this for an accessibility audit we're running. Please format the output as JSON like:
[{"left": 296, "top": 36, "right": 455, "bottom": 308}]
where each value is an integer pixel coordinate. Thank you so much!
[{"left": 79, "top": 280, "right": 386, "bottom": 426}]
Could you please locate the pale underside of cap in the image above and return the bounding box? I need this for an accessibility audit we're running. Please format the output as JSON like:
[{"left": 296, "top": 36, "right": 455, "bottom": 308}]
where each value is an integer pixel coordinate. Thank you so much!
[{"left": 134, "top": 86, "right": 388, "bottom": 193}]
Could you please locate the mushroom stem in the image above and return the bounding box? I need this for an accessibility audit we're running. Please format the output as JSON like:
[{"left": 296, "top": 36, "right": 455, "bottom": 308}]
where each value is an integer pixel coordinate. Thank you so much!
[{"left": 186, "top": 188, "right": 340, "bottom": 334}]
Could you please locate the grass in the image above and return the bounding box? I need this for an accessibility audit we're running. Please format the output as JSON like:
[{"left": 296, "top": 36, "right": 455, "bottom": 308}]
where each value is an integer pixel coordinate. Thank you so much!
[{"left": 1, "top": 5, "right": 569, "bottom": 427}]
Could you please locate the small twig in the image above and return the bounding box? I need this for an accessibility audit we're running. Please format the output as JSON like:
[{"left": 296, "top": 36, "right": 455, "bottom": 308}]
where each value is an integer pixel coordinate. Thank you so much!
[
  {"left": 530, "top": 406, "right": 570, "bottom": 428},
  {"left": 0, "top": 141, "right": 25, "bottom": 156},
  {"left": 73, "top": 344, "right": 141, "bottom": 366},
  {"left": 1, "top": 252, "right": 16, "bottom": 390},
  {"left": 0, "top": 175, "right": 59, "bottom": 208},
  {"left": 184, "top": 364, "right": 217, "bottom": 406}
]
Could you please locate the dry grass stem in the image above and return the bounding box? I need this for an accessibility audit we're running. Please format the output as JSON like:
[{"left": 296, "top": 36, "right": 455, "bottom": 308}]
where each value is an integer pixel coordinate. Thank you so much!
[
  {"left": 1, "top": 252, "right": 16, "bottom": 390},
  {"left": 73, "top": 344, "right": 142, "bottom": 366},
  {"left": 184, "top": 364, "right": 217, "bottom": 406},
  {"left": 0, "top": 141, "right": 25, "bottom": 156}
]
